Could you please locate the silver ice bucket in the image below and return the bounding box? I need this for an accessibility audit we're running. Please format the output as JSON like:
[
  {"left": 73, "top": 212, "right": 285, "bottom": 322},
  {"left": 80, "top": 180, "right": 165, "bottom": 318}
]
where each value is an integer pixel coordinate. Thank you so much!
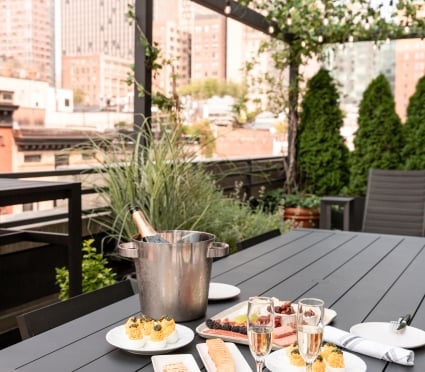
[{"left": 118, "top": 230, "right": 229, "bottom": 321}]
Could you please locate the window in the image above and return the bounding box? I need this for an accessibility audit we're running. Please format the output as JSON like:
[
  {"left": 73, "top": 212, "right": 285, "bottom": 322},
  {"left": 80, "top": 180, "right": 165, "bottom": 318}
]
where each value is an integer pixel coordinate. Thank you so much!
[
  {"left": 24, "top": 154, "right": 41, "bottom": 162},
  {"left": 55, "top": 154, "right": 69, "bottom": 168},
  {"left": 22, "top": 203, "right": 34, "bottom": 212},
  {"left": 82, "top": 152, "right": 94, "bottom": 160},
  {"left": 64, "top": 99, "right": 70, "bottom": 107}
]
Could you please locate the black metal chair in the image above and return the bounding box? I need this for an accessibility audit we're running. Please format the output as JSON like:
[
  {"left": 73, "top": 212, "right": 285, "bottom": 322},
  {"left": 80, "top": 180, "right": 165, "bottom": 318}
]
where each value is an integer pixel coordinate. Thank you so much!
[
  {"left": 236, "top": 229, "right": 281, "bottom": 251},
  {"left": 16, "top": 279, "right": 137, "bottom": 339},
  {"left": 362, "top": 169, "right": 425, "bottom": 236}
]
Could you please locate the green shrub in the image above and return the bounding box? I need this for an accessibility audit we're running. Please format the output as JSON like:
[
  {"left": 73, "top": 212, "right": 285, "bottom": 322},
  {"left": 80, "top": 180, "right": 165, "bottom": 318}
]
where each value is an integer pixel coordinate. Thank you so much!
[
  {"left": 55, "top": 239, "right": 117, "bottom": 300},
  {"left": 402, "top": 76, "right": 425, "bottom": 170},
  {"left": 202, "top": 183, "right": 290, "bottom": 253},
  {"left": 80, "top": 128, "right": 287, "bottom": 253},
  {"left": 348, "top": 74, "right": 404, "bottom": 195},
  {"left": 297, "top": 68, "right": 349, "bottom": 195}
]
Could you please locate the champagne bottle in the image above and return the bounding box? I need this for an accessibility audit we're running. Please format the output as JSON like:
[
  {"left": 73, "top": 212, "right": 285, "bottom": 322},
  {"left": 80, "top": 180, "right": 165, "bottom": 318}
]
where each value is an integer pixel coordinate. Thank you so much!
[{"left": 130, "top": 206, "right": 169, "bottom": 243}]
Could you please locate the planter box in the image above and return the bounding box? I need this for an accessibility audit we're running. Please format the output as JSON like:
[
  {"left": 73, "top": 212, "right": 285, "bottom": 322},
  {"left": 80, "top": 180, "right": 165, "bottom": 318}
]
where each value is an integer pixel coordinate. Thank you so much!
[{"left": 284, "top": 207, "right": 319, "bottom": 228}]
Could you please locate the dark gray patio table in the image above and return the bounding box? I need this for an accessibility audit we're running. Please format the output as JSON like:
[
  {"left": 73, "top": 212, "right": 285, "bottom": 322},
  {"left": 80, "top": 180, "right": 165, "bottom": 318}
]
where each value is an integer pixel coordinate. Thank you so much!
[{"left": 1, "top": 228, "right": 425, "bottom": 371}]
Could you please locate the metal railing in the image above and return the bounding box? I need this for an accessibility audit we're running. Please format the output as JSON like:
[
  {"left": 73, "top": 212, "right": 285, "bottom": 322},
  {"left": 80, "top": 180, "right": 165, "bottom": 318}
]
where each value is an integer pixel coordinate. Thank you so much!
[{"left": 0, "top": 155, "right": 286, "bottom": 229}]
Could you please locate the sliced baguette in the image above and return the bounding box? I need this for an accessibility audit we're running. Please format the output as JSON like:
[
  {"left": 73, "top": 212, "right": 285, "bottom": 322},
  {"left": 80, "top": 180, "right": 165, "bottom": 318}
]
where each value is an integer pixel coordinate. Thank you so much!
[
  {"left": 206, "top": 338, "right": 235, "bottom": 372},
  {"left": 162, "top": 362, "right": 188, "bottom": 372}
]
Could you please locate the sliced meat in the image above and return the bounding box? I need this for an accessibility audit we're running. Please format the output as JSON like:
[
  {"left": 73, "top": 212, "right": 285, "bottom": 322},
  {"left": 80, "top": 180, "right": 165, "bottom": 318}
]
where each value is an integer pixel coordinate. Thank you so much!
[
  {"left": 204, "top": 328, "right": 248, "bottom": 339},
  {"left": 273, "top": 325, "right": 295, "bottom": 339},
  {"left": 273, "top": 333, "right": 298, "bottom": 347}
]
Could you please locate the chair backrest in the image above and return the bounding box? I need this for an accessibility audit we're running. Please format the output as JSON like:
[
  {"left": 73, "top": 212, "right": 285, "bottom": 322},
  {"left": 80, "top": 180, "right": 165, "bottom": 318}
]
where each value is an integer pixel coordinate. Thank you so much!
[
  {"left": 362, "top": 169, "right": 425, "bottom": 236},
  {"left": 236, "top": 229, "right": 281, "bottom": 251},
  {"left": 16, "top": 279, "right": 137, "bottom": 339}
]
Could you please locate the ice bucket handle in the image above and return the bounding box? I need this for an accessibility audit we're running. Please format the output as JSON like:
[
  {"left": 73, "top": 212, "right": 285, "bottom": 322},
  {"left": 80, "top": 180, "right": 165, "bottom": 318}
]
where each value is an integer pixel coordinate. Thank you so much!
[
  {"left": 207, "top": 242, "right": 229, "bottom": 258},
  {"left": 118, "top": 240, "right": 229, "bottom": 259},
  {"left": 117, "top": 241, "right": 139, "bottom": 258}
]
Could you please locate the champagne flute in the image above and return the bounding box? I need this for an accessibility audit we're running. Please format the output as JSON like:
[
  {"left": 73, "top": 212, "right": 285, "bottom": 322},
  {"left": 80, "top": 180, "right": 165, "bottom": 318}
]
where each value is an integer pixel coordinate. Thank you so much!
[
  {"left": 247, "top": 296, "right": 275, "bottom": 372},
  {"left": 296, "top": 298, "right": 325, "bottom": 372}
]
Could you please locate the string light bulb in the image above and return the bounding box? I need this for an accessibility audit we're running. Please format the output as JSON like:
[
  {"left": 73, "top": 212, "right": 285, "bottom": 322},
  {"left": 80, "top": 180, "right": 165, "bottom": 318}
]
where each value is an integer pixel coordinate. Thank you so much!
[
  {"left": 287, "top": 15, "right": 292, "bottom": 26},
  {"left": 318, "top": 34, "right": 323, "bottom": 43},
  {"left": 404, "top": 22, "right": 410, "bottom": 34},
  {"left": 224, "top": 0, "right": 231, "bottom": 15},
  {"left": 268, "top": 25, "right": 275, "bottom": 34},
  {"left": 301, "top": 40, "right": 306, "bottom": 48},
  {"left": 323, "top": 13, "right": 329, "bottom": 26},
  {"left": 364, "top": 19, "right": 370, "bottom": 30}
]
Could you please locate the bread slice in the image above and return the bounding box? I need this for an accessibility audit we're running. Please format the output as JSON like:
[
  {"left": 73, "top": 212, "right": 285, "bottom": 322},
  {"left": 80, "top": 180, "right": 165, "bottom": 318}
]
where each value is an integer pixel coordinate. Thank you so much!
[
  {"left": 162, "top": 362, "right": 188, "bottom": 372},
  {"left": 206, "top": 338, "right": 235, "bottom": 372}
]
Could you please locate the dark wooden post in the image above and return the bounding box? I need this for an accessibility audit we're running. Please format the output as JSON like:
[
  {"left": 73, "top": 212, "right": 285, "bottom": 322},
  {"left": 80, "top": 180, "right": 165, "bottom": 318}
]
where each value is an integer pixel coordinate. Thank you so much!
[{"left": 134, "top": 0, "right": 153, "bottom": 146}]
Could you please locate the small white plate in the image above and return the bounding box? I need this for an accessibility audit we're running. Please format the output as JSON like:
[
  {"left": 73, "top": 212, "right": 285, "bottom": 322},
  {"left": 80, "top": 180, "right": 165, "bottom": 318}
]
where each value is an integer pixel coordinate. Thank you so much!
[
  {"left": 265, "top": 347, "right": 367, "bottom": 372},
  {"left": 350, "top": 322, "right": 425, "bottom": 348},
  {"left": 196, "top": 342, "right": 253, "bottom": 372},
  {"left": 208, "top": 282, "right": 241, "bottom": 300},
  {"left": 106, "top": 324, "right": 194, "bottom": 355},
  {"left": 152, "top": 354, "right": 201, "bottom": 372}
]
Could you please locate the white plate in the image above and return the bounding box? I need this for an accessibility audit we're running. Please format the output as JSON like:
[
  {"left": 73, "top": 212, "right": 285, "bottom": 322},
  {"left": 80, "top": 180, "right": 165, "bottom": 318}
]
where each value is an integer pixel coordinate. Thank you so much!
[
  {"left": 196, "top": 301, "right": 337, "bottom": 348},
  {"left": 265, "top": 347, "right": 367, "bottom": 372},
  {"left": 152, "top": 354, "right": 201, "bottom": 372},
  {"left": 106, "top": 324, "right": 194, "bottom": 355},
  {"left": 350, "top": 322, "right": 425, "bottom": 349},
  {"left": 196, "top": 342, "right": 253, "bottom": 372},
  {"left": 208, "top": 282, "right": 241, "bottom": 300}
]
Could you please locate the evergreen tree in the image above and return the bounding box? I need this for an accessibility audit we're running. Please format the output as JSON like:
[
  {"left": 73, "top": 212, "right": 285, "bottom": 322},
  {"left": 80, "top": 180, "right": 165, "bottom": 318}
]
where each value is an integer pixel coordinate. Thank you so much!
[
  {"left": 297, "top": 68, "right": 349, "bottom": 195},
  {"left": 402, "top": 76, "right": 425, "bottom": 170},
  {"left": 349, "top": 74, "right": 404, "bottom": 195}
]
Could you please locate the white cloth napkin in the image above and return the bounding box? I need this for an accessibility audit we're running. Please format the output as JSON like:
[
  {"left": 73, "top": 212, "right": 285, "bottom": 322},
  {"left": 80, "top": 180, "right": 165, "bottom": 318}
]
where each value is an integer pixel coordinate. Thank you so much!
[{"left": 324, "top": 325, "right": 414, "bottom": 366}]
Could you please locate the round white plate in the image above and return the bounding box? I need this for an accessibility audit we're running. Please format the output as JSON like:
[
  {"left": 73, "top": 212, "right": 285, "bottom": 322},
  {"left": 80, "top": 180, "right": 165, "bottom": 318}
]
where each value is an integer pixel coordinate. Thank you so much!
[
  {"left": 350, "top": 322, "right": 425, "bottom": 349},
  {"left": 208, "top": 282, "right": 241, "bottom": 300},
  {"left": 265, "top": 348, "right": 367, "bottom": 372},
  {"left": 106, "top": 324, "right": 194, "bottom": 355}
]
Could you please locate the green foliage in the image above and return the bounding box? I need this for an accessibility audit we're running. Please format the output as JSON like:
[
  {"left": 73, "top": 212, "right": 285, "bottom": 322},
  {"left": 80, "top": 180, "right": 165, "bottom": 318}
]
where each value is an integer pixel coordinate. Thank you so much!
[
  {"left": 178, "top": 78, "right": 245, "bottom": 100},
  {"left": 238, "top": 0, "right": 425, "bottom": 192},
  {"left": 83, "top": 129, "right": 221, "bottom": 243},
  {"left": 55, "top": 239, "right": 117, "bottom": 300},
  {"left": 297, "top": 68, "right": 349, "bottom": 195},
  {"left": 73, "top": 87, "right": 85, "bottom": 105},
  {"left": 261, "top": 188, "right": 320, "bottom": 210},
  {"left": 80, "top": 129, "right": 285, "bottom": 252},
  {"left": 402, "top": 76, "right": 425, "bottom": 170},
  {"left": 282, "top": 193, "right": 321, "bottom": 210},
  {"left": 349, "top": 74, "right": 404, "bottom": 195},
  {"left": 182, "top": 120, "right": 216, "bottom": 158},
  {"left": 202, "top": 183, "right": 290, "bottom": 253}
]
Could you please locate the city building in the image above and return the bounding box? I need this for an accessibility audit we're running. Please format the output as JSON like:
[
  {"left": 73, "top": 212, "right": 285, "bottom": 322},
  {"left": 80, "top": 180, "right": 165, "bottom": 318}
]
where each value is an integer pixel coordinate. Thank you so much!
[
  {"left": 0, "top": 76, "right": 131, "bottom": 181},
  {"left": 152, "top": 20, "right": 191, "bottom": 97},
  {"left": 0, "top": 0, "right": 55, "bottom": 85},
  {"left": 191, "top": 13, "right": 227, "bottom": 80},
  {"left": 61, "top": 54, "right": 133, "bottom": 109},
  {"left": 324, "top": 41, "right": 396, "bottom": 149},
  {"left": 394, "top": 38, "right": 425, "bottom": 121},
  {"left": 60, "top": 0, "right": 135, "bottom": 108}
]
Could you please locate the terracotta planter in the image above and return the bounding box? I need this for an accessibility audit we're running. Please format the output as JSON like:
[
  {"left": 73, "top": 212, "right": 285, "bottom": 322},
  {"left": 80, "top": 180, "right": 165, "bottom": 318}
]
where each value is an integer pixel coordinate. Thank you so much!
[{"left": 284, "top": 207, "right": 319, "bottom": 228}]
